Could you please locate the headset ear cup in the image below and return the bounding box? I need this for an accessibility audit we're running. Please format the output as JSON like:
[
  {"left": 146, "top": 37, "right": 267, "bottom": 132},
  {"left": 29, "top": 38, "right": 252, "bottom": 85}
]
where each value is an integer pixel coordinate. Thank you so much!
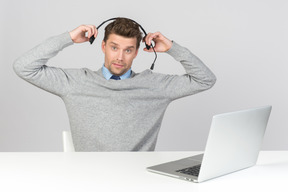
[
  {"left": 145, "top": 43, "right": 151, "bottom": 50},
  {"left": 89, "top": 36, "right": 95, "bottom": 44}
]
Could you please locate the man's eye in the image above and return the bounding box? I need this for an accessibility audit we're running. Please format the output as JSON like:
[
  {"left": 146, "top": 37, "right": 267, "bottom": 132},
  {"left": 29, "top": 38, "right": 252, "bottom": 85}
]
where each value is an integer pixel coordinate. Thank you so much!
[
  {"left": 112, "top": 46, "right": 117, "bottom": 51},
  {"left": 126, "top": 49, "right": 131, "bottom": 53}
]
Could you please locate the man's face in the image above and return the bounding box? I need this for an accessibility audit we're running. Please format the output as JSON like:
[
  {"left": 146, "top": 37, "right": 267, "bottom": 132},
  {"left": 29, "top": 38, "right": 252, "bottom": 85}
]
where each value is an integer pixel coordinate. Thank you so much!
[{"left": 102, "top": 34, "right": 139, "bottom": 76}]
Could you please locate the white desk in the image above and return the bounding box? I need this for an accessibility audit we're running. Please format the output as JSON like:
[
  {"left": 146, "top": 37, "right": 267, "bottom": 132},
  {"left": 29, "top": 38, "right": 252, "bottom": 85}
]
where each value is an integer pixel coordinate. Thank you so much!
[{"left": 0, "top": 151, "right": 287, "bottom": 192}]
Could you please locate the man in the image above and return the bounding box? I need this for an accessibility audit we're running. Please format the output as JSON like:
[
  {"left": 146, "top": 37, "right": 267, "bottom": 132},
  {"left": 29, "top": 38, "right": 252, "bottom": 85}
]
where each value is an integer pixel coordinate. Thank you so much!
[{"left": 14, "top": 18, "right": 216, "bottom": 151}]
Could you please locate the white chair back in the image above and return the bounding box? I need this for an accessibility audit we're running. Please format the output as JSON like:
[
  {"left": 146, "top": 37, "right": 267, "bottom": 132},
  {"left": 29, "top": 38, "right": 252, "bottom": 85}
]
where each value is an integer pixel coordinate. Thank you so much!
[{"left": 62, "top": 131, "right": 75, "bottom": 152}]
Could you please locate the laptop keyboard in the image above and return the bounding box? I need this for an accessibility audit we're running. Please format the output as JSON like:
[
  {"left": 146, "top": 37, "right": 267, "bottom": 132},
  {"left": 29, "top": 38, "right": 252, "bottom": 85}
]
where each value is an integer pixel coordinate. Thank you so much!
[{"left": 176, "top": 164, "right": 201, "bottom": 177}]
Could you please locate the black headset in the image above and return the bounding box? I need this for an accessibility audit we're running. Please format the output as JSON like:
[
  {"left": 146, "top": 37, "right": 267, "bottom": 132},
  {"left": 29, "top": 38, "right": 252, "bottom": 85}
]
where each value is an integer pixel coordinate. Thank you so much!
[{"left": 89, "top": 17, "right": 157, "bottom": 70}]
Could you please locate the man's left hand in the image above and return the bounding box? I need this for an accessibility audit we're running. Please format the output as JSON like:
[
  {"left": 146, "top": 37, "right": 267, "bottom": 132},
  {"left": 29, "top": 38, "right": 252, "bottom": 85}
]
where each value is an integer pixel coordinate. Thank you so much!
[{"left": 143, "top": 32, "right": 173, "bottom": 53}]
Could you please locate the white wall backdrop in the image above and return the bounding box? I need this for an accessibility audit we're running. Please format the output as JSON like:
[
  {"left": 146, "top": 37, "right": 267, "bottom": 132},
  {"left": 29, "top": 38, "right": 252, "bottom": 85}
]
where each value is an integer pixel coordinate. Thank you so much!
[{"left": 1, "top": 0, "right": 287, "bottom": 151}]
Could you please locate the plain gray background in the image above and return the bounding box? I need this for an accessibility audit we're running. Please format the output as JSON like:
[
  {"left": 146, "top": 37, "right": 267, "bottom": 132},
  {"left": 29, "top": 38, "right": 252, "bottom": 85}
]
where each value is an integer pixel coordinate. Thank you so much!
[{"left": 1, "top": 0, "right": 287, "bottom": 151}]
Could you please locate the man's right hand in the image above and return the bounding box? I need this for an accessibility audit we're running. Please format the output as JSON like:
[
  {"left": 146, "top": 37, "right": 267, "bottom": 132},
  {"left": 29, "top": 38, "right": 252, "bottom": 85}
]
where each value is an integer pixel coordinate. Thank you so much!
[{"left": 69, "top": 25, "right": 98, "bottom": 43}]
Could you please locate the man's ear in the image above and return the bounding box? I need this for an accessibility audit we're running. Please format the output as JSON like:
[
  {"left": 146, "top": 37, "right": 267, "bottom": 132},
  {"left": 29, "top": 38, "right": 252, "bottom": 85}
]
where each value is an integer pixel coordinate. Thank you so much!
[{"left": 101, "top": 41, "right": 106, "bottom": 53}]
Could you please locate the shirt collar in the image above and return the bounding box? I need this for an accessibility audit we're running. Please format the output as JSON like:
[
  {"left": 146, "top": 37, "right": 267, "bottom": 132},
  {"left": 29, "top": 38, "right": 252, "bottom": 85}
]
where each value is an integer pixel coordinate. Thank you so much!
[{"left": 102, "top": 65, "right": 132, "bottom": 80}]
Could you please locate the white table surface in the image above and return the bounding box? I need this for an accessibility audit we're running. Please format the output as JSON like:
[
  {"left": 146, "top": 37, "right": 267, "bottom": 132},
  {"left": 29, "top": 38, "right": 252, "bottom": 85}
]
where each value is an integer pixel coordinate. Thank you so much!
[{"left": 0, "top": 151, "right": 287, "bottom": 192}]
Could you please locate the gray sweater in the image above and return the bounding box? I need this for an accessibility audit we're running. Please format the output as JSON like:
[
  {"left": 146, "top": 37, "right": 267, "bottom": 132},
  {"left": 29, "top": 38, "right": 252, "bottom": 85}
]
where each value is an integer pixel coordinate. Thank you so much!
[{"left": 13, "top": 32, "right": 216, "bottom": 151}]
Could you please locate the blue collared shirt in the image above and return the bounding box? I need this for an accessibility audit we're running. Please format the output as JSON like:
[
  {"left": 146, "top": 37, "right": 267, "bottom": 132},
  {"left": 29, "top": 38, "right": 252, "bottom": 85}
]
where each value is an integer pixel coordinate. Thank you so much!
[{"left": 102, "top": 65, "right": 132, "bottom": 80}]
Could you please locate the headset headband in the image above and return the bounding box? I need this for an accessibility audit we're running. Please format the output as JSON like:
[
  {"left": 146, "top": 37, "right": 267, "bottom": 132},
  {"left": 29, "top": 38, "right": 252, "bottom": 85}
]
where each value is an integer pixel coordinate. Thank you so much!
[{"left": 89, "top": 17, "right": 157, "bottom": 70}]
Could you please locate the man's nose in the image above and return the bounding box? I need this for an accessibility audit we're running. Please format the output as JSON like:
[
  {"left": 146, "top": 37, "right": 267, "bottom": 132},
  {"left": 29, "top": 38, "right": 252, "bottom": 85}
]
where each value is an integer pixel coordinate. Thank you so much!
[{"left": 117, "top": 50, "right": 124, "bottom": 61}]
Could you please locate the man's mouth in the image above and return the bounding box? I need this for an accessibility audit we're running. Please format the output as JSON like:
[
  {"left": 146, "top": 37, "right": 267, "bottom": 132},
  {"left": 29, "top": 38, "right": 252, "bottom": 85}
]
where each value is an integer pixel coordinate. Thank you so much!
[{"left": 112, "top": 63, "right": 124, "bottom": 68}]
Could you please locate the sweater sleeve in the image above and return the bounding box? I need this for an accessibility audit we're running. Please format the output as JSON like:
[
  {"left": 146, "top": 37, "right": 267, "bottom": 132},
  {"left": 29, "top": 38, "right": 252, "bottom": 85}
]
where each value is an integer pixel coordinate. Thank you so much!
[
  {"left": 154, "top": 41, "right": 217, "bottom": 100},
  {"left": 13, "top": 32, "right": 74, "bottom": 96}
]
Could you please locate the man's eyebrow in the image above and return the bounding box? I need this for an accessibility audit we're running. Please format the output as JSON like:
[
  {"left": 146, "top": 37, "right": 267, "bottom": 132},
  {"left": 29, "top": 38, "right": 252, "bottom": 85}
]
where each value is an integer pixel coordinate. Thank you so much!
[
  {"left": 126, "top": 45, "right": 136, "bottom": 49},
  {"left": 109, "top": 42, "right": 135, "bottom": 49},
  {"left": 109, "top": 42, "right": 119, "bottom": 46}
]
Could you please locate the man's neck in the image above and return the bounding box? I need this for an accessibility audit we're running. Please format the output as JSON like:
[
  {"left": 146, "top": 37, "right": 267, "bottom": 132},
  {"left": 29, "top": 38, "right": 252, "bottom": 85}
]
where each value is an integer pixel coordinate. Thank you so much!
[{"left": 102, "top": 65, "right": 132, "bottom": 80}]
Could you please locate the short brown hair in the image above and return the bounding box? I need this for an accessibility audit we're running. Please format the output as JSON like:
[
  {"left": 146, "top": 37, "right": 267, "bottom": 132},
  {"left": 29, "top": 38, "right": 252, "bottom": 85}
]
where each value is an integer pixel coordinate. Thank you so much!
[{"left": 103, "top": 18, "right": 143, "bottom": 49}]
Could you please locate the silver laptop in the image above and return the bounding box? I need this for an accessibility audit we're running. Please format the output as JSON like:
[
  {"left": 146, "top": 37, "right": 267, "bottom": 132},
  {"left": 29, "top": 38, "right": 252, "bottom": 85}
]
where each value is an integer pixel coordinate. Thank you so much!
[{"left": 147, "top": 105, "right": 272, "bottom": 183}]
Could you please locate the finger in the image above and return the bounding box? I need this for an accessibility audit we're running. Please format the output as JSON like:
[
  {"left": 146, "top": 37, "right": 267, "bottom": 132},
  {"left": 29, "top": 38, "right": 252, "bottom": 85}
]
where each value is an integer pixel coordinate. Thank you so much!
[
  {"left": 146, "top": 32, "right": 161, "bottom": 45},
  {"left": 88, "top": 25, "right": 94, "bottom": 38},
  {"left": 82, "top": 25, "right": 94, "bottom": 39},
  {"left": 93, "top": 26, "right": 98, "bottom": 38},
  {"left": 90, "top": 25, "right": 98, "bottom": 38},
  {"left": 145, "top": 33, "right": 154, "bottom": 46},
  {"left": 88, "top": 25, "right": 97, "bottom": 37},
  {"left": 86, "top": 26, "right": 93, "bottom": 39}
]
